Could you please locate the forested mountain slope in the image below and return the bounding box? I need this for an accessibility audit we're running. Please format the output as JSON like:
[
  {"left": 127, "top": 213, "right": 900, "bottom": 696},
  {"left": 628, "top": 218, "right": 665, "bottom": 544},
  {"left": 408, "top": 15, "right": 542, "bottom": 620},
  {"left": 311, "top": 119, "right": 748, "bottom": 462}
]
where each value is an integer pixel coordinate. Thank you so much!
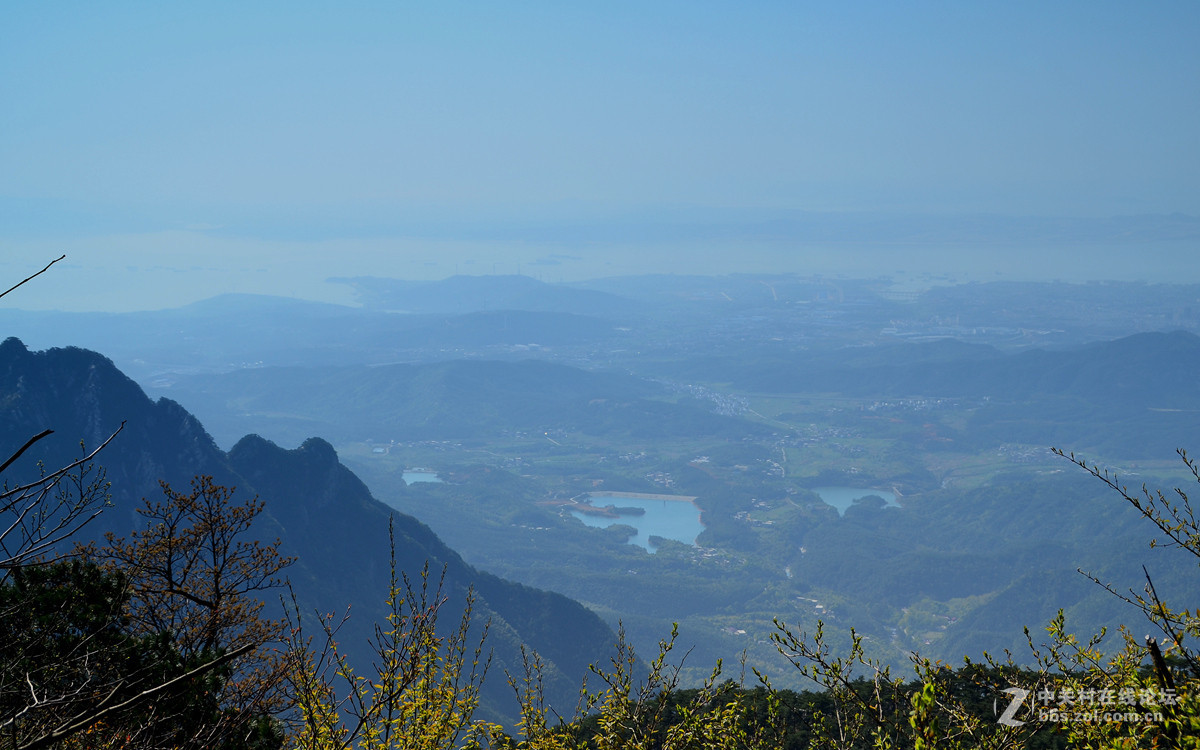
[{"left": 0, "top": 337, "right": 616, "bottom": 722}]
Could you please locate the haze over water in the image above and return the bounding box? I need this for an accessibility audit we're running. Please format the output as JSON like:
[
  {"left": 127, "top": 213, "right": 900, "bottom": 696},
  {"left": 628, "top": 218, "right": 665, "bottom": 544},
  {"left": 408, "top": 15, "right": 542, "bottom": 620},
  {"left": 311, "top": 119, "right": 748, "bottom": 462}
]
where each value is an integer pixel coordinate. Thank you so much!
[{"left": 2, "top": 3, "right": 1197, "bottom": 311}]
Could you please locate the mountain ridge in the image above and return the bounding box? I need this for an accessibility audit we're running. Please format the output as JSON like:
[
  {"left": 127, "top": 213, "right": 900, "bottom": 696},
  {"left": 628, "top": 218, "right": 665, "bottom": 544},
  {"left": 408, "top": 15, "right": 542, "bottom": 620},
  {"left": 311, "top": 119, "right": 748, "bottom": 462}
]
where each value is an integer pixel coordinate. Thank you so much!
[
  {"left": 330, "top": 274, "right": 633, "bottom": 316},
  {"left": 0, "top": 337, "right": 616, "bottom": 723}
]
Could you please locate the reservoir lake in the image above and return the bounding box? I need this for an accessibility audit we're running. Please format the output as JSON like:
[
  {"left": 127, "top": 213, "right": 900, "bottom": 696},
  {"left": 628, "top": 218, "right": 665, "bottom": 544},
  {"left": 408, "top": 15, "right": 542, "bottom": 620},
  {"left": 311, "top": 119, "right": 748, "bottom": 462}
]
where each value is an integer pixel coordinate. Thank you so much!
[
  {"left": 569, "top": 494, "right": 704, "bottom": 553},
  {"left": 403, "top": 471, "right": 443, "bottom": 484}
]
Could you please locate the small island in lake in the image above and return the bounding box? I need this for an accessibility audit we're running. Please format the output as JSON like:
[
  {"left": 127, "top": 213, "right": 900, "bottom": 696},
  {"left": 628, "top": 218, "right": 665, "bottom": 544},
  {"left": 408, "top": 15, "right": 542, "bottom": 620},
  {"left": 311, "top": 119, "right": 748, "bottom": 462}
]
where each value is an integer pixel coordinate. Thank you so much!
[{"left": 570, "top": 503, "right": 647, "bottom": 519}]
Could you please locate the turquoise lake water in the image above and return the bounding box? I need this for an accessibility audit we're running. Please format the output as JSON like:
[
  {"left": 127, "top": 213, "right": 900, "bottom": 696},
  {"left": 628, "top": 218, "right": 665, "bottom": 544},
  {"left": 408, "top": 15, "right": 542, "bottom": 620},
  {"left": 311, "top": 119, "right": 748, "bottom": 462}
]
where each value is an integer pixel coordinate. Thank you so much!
[
  {"left": 569, "top": 494, "right": 704, "bottom": 553},
  {"left": 402, "top": 471, "right": 442, "bottom": 484},
  {"left": 812, "top": 486, "right": 898, "bottom": 516}
]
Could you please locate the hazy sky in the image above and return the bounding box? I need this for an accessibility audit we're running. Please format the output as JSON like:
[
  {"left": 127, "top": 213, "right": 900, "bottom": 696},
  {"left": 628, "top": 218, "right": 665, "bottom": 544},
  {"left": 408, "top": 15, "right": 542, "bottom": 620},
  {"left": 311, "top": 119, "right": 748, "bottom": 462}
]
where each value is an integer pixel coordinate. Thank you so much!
[{"left": 2, "top": 2, "right": 1199, "bottom": 310}]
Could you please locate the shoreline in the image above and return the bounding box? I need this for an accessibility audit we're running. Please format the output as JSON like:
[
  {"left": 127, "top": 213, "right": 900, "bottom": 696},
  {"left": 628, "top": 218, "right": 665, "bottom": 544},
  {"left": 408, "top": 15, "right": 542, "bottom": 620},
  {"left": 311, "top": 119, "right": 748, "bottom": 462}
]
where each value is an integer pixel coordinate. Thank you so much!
[{"left": 584, "top": 491, "right": 698, "bottom": 502}]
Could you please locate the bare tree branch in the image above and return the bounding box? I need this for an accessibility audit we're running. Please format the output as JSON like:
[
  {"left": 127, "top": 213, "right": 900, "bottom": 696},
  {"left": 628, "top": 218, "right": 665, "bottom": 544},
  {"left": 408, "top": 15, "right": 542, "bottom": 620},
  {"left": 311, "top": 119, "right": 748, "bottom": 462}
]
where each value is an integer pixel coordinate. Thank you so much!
[
  {"left": 0, "top": 256, "right": 65, "bottom": 302},
  {"left": 0, "top": 431, "right": 53, "bottom": 477},
  {"left": 1, "top": 423, "right": 124, "bottom": 573},
  {"left": 15, "top": 643, "right": 256, "bottom": 750}
]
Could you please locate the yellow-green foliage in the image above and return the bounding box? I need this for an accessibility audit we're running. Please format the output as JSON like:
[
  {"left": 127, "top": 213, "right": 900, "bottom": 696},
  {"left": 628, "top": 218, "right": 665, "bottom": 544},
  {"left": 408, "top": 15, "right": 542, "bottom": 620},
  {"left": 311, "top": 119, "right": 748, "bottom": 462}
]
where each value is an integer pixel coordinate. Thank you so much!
[
  {"left": 283, "top": 449, "right": 1200, "bottom": 750},
  {"left": 284, "top": 521, "right": 492, "bottom": 750},
  {"left": 476, "top": 624, "right": 784, "bottom": 750}
]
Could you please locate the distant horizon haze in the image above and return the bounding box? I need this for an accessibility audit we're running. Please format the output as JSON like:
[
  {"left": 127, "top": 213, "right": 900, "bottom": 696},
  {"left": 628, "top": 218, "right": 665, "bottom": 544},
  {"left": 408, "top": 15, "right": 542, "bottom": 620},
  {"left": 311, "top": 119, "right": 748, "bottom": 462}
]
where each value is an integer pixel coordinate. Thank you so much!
[
  {"left": 1, "top": 212, "right": 1196, "bottom": 313},
  {"left": 3, "top": 3, "right": 1197, "bottom": 311}
]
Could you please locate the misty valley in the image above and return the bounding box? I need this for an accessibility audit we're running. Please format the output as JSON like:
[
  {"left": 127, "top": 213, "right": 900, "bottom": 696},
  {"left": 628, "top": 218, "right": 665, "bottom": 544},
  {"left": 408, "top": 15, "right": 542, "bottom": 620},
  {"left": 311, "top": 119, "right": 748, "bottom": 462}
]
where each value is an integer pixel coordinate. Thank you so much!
[
  {"left": 7, "top": 3, "right": 1199, "bottom": 744},
  {"left": 5, "top": 272, "right": 1197, "bottom": 703}
]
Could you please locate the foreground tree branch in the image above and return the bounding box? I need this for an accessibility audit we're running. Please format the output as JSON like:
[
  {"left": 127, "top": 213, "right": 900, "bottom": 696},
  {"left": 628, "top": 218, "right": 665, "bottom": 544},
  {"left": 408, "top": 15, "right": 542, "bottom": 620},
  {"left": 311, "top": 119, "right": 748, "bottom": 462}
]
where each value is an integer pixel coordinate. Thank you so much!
[
  {"left": 15, "top": 642, "right": 255, "bottom": 750},
  {"left": 0, "top": 423, "right": 124, "bottom": 577},
  {"left": 0, "top": 255, "right": 64, "bottom": 302}
]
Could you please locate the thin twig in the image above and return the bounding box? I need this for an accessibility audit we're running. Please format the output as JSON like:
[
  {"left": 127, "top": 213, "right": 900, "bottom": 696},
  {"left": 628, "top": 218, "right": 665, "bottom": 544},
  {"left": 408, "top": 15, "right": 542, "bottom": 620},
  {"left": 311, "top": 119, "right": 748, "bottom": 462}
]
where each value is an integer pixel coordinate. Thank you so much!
[
  {"left": 17, "top": 642, "right": 256, "bottom": 750},
  {"left": 0, "top": 255, "right": 65, "bottom": 301},
  {"left": 0, "top": 430, "right": 54, "bottom": 476}
]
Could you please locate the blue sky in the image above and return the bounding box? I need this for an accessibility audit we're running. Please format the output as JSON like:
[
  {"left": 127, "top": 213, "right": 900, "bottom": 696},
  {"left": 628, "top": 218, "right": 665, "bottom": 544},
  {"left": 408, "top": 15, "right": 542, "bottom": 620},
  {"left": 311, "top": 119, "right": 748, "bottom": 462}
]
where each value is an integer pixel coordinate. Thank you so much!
[{"left": 2, "top": 2, "right": 1199, "bottom": 310}]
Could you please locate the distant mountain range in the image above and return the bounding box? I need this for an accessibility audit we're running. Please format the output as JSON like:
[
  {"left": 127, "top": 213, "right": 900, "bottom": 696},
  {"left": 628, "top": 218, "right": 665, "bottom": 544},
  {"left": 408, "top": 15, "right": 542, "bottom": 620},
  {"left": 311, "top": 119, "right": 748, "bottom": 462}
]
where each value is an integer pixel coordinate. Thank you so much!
[
  {"left": 0, "top": 337, "right": 617, "bottom": 723},
  {"left": 331, "top": 274, "right": 634, "bottom": 315},
  {"left": 662, "top": 331, "right": 1200, "bottom": 457},
  {"left": 703, "top": 330, "right": 1198, "bottom": 402},
  {"left": 147, "top": 330, "right": 1200, "bottom": 458},
  {"left": 146, "top": 358, "right": 767, "bottom": 449},
  {"left": 0, "top": 293, "right": 622, "bottom": 380},
  {"left": 4, "top": 274, "right": 1198, "bottom": 390},
  {"left": 7, "top": 272, "right": 1200, "bottom": 698}
]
